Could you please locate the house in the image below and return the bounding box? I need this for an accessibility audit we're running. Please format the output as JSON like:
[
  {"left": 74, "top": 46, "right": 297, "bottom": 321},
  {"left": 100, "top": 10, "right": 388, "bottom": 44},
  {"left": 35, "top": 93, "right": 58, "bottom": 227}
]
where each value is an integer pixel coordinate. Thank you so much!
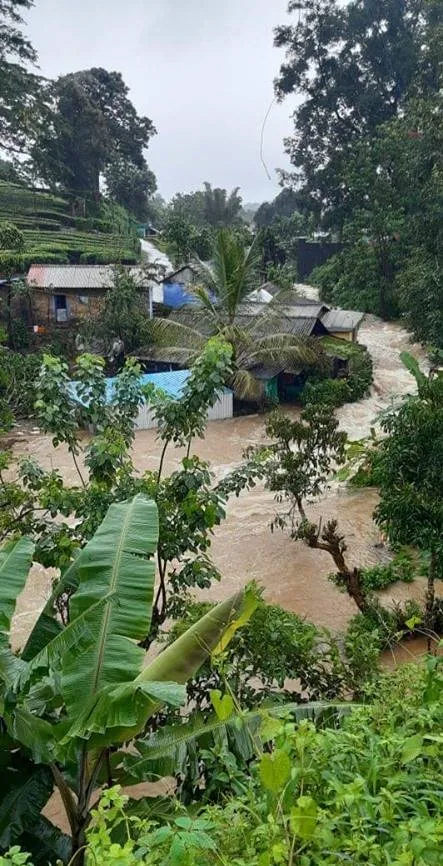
[
  {"left": 70, "top": 368, "right": 233, "bottom": 429},
  {"left": 320, "top": 309, "right": 364, "bottom": 342},
  {"left": 26, "top": 264, "right": 163, "bottom": 325}
]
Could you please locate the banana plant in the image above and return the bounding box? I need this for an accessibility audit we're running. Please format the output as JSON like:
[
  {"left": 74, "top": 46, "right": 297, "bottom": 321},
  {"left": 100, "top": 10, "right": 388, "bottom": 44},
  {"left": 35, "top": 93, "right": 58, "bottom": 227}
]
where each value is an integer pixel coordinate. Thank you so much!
[{"left": 0, "top": 494, "right": 258, "bottom": 864}]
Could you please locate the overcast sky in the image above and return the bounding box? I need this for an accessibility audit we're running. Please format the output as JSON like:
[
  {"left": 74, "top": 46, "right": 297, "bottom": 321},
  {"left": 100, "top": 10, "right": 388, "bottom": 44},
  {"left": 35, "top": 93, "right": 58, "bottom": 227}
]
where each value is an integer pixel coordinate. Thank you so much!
[{"left": 26, "top": 0, "right": 298, "bottom": 204}]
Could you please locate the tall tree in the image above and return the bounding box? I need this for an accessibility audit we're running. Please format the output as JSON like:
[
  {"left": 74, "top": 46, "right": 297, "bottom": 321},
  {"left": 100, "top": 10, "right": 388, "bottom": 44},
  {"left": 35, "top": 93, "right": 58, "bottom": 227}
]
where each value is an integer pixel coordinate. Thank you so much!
[
  {"left": 0, "top": 0, "right": 43, "bottom": 154},
  {"left": 254, "top": 188, "right": 302, "bottom": 229},
  {"left": 168, "top": 184, "right": 244, "bottom": 229},
  {"left": 275, "top": 0, "right": 426, "bottom": 227},
  {"left": 202, "top": 182, "right": 243, "bottom": 227},
  {"left": 104, "top": 158, "right": 157, "bottom": 221},
  {"left": 31, "top": 68, "right": 156, "bottom": 198},
  {"left": 168, "top": 189, "right": 207, "bottom": 227}
]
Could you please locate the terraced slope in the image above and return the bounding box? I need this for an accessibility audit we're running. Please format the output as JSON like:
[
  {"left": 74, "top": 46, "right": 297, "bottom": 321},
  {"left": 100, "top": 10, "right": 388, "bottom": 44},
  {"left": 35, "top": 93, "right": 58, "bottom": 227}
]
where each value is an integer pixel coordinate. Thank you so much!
[{"left": 0, "top": 181, "right": 140, "bottom": 268}]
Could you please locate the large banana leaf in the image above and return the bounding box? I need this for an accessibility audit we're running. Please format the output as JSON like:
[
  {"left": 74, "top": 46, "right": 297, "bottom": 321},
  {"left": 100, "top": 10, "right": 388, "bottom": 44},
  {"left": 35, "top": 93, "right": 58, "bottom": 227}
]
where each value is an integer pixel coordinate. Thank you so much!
[
  {"left": 119, "top": 701, "right": 355, "bottom": 784},
  {"left": 0, "top": 537, "right": 34, "bottom": 645},
  {"left": 66, "top": 585, "right": 259, "bottom": 745},
  {"left": 60, "top": 494, "right": 158, "bottom": 716},
  {"left": 0, "top": 757, "right": 53, "bottom": 848},
  {"left": 27, "top": 592, "right": 114, "bottom": 677},
  {"left": 21, "top": 553, "right": 80, "bottom": 662},
  {"left": 21, "top": 816, "right": 71, "bottom": 866},
  {"left": 139, "top": 584, "right": 259, "bottom": 688}
]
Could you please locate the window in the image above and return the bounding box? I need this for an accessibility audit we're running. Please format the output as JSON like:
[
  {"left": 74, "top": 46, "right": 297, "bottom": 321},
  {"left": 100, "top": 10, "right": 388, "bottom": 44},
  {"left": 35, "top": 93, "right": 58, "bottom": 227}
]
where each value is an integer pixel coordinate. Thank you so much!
[{"left": 54, "top": 294, "right": 68, "bottom": 323}]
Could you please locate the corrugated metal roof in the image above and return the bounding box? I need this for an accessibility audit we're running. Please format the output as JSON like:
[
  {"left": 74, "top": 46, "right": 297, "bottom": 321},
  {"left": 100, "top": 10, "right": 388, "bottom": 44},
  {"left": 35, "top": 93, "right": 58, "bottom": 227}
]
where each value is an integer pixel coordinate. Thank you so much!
[
  {"left": 280, "top": 304, "right": 326, "bottom": 319},
  {"left": 282, "top": 316, "right": 319, "bottom": 336},
  {"left": 231, "top": 313, "right": 319, "bottom": 337},
  {"left": 322, "top": 309, "right": 364, "bottom": 332},
  {"left": 27, "top": 264, "right": 152, "bottom": 291},
  {"left": 70, "top": 368, "right": 232, "bottom": 407},
  {"left": 257, "top": 282, "right": 281, "bottom": 296}
]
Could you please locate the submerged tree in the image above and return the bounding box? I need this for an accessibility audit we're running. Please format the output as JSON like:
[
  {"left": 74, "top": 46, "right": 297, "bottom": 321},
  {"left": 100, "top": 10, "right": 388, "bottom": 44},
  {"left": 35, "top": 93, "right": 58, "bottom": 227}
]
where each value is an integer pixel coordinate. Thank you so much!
[
  {"left": 147, "top": 228, "right": 321, "bottom": 399},
  {"left": 256, "top": 405, "right": 372, "bottom": 612}
]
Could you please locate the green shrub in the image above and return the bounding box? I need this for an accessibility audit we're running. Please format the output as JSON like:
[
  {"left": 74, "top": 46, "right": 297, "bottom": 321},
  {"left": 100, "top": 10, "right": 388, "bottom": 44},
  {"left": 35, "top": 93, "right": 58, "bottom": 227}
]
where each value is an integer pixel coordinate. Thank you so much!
[
  {"left": 0, "top": 349, "right": 41, "bottom": 419},
  {"left": 74, "top": 217, "right": 114, "bottom": 233},
  {"left": 361, "top": 548, "right": 419, "bottom": 592},
  {"left": 345, "top": 597, "right": 425, "bottom": 654},
  {"left": 0, "top": 221, "right": 25, "bottom": 252},
  {"left": 302, "top": 377, "right": 351, "bottom": 407},
  {"left": 347, "top": 346, "right": 373, "bottom": 400},
  {"left": 302, "top": 342, "right": 373, "bottom": 407},
  {"left": 167, "top": 600, "right": 354, "bottom": 707}
]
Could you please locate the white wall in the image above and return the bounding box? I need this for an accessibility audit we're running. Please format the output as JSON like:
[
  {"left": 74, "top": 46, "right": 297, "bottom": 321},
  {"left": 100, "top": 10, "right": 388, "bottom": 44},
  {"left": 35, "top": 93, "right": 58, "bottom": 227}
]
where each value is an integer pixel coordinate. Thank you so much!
[{"left": 135, "top": 391, "right": 233, "bottom": 430}]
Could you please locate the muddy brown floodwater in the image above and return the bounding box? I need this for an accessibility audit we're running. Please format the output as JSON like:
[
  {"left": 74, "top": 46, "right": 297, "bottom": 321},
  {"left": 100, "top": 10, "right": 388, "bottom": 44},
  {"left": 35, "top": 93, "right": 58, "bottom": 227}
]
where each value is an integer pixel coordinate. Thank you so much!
[{"left": 11, "top": 305, "right": 428, "bottom": 650}]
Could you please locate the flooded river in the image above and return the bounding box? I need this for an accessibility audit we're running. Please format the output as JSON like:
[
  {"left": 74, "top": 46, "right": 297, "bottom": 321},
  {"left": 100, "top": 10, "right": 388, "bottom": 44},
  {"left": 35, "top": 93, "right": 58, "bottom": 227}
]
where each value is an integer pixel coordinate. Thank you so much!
[{"left": 11, "top": 309, "right": 428, "bottom": 649}]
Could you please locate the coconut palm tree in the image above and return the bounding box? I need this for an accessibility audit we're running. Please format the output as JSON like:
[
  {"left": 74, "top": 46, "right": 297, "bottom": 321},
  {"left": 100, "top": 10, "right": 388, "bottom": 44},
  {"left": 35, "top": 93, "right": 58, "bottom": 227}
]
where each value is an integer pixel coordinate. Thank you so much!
[{"left": 146, "top": 228, "right": 323, "bottom": 399}]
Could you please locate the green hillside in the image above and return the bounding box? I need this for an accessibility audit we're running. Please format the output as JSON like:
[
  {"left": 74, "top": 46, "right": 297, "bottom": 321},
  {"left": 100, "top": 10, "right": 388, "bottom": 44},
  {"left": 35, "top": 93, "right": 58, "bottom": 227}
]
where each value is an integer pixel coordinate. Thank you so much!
[{"left": 0, "top": 181, "right": 140, "bottom": 269}]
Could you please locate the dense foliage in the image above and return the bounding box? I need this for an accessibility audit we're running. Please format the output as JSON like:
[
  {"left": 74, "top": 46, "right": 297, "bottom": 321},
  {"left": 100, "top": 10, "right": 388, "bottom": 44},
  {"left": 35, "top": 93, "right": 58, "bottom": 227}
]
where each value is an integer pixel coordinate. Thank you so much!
[
  {"left": 7, "top": 659, "right": 442, "bottom": 866},
  {"left": 31, "top": 68, "right": 156, "bottom": 201},
  {"left": 275, "top": 0, "right": 429, "bottom": 226},
  {"left": 276, "top": 0, "right": 442, "bottom": 341},
  {"left": 0, "top": 348, "right": 40, "bottom": 429},
  {"left": 0, "top": 494, "right": 257, "bottom": 860},
  {"left": 375, "top": 355, "right": 443, "bottom": 626}
]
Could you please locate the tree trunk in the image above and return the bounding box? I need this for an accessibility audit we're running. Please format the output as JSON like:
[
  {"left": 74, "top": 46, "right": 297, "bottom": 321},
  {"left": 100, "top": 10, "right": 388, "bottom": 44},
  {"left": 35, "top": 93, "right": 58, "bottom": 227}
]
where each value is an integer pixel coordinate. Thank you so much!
[
  {"left": 425, "top": 550, "right": 438, "bottom": 649},
  {"left": 346, "top": 568, "right": 369, "bottom": 613},
  {"left": 301, "top": 518, "right": 369, "bottom": 613},
  {"left": 7, "top": 282, "right": 13, "bottom": 348}
]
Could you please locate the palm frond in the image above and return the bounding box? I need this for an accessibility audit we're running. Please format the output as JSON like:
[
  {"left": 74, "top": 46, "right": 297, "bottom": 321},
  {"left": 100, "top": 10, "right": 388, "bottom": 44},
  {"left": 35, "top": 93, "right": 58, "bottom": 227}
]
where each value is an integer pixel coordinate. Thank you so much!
[
  {"left": 247, "top": 335, "right": 321, "bottom": 368},
  {"left": 146, "top": 316, "right": 207, "bottom": 350},
  {"left": 231, "top": 367, "right": 265, "bottom": 401}
]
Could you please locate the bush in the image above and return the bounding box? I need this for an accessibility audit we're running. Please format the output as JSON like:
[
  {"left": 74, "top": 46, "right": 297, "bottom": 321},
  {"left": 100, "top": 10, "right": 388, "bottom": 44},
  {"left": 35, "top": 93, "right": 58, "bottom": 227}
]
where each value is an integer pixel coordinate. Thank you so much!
[
  {"left": 0, "top": 349, "right": 41, "bottom": 419},
  {"left": 74, "top": 217, "right": 114, "bottom": 233},
  {"left": 347, "top": 346, "right": 373, "bottom": 400},
  {"left": 345, "top": 597, "right": 425, "bottom": 654},
  {"left": 9, "top": 660, "right": 438, "bottom": 866},
  {"left": 79, "top": 249, "right": 138, "bottom": 264},
  {"left": 302, "top": 377, "right": 351, "bottom": 407},
  {"left": 0, "top": 221, "right": 25, "bottom": 253},
  {"left": 302, "top": 342, "right": 373, "bottom": 407},
  {"left": 167, "top": 600, "right": 358, "bottom": 708},
  {"left": 360, "top": 548, "right": 419, "bottom": 592}
]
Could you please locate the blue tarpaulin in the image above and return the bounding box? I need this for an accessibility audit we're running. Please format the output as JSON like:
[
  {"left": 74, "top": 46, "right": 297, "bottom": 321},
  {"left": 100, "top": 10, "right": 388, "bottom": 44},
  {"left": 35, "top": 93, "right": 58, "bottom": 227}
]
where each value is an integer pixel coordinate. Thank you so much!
[{"left": 163, "top": 282, "right": 197, "bottom": 309}]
